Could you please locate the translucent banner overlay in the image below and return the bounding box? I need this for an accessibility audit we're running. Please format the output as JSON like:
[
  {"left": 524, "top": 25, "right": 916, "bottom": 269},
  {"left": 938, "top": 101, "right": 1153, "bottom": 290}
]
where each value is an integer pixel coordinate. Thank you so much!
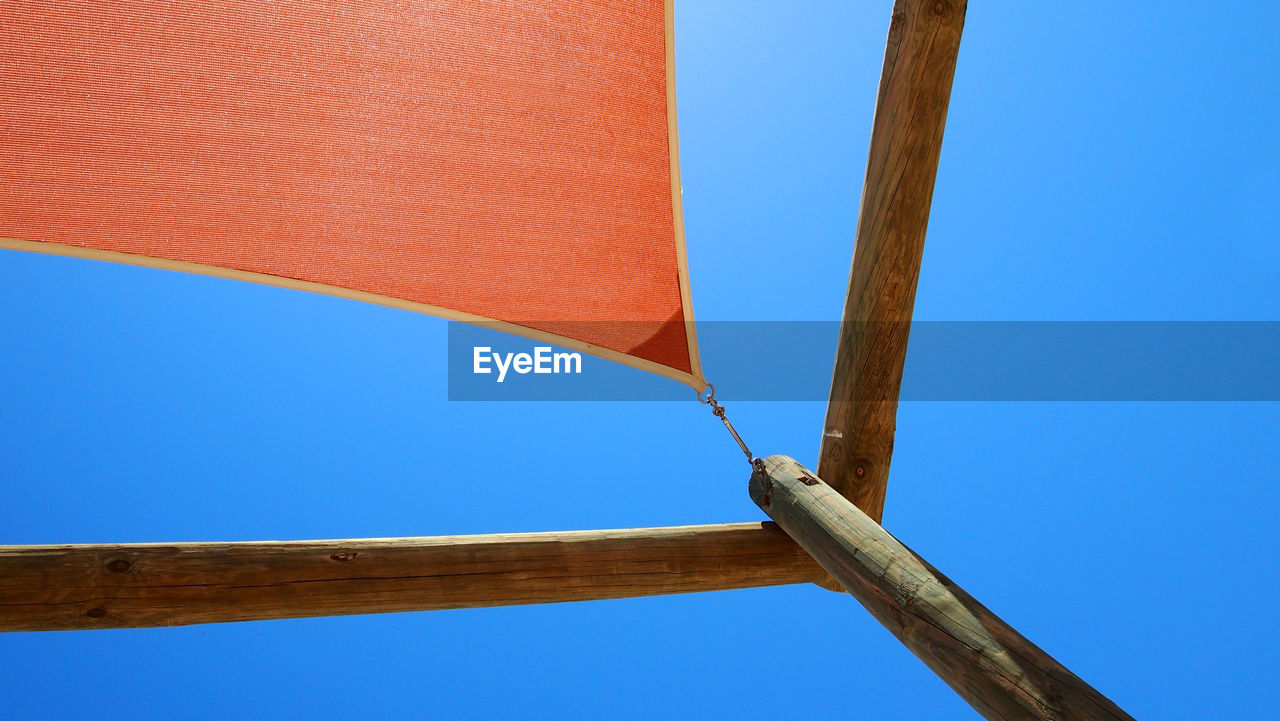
[{"left": 448, "top": 321, "right": 1280, "bottom": 401}]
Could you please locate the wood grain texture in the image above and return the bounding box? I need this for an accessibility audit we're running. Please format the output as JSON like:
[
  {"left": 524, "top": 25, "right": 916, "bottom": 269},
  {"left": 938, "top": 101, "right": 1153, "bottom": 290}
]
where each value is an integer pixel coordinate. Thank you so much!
[
  {"left": 0, "top": 522, "right": 825, "bottom": 632},
  {"left": 751, "top": 456, "right": 1134, "bottom": 721},
  {"left": 818, "top": 0, "right": 967, "bottom": 521}
]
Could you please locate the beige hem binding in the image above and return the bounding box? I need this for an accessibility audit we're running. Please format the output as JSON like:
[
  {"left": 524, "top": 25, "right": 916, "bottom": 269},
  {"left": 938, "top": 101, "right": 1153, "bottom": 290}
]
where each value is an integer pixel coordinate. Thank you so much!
[
  {"left": 1, "top": 237, "right": 705, "bottom": 390},
  {"left": 665, "top": 0, "right": 705, "bottom": 389}
]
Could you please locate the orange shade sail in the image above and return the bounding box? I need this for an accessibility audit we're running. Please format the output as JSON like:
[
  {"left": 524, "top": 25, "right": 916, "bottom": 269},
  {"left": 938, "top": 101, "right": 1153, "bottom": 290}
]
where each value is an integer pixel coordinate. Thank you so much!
[{"left": 0, "top": 0, "right": 703, "bottom": 388}]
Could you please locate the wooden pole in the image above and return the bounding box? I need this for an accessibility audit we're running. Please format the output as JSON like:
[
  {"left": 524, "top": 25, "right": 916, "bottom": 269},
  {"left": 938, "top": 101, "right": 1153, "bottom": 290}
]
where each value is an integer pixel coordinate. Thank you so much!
[
  {"left": 751, "top": 456, "right": 1133, "bottom": 721},
  {"left": 818, "top": 0, "right": 967, "bottom": 521},
  {"left": 0, "top": 522, "right": 825, "bottom": 632}
]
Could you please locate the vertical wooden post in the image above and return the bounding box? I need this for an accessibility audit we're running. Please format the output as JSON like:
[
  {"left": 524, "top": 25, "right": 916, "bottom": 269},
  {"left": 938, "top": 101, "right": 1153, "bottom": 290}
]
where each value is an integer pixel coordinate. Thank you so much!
[
  {"left": 818, "top": 0, "right": 967, "bottom": 521},
  {"left": 751, "top": 455, "right": 1134, "bottom": 721}
]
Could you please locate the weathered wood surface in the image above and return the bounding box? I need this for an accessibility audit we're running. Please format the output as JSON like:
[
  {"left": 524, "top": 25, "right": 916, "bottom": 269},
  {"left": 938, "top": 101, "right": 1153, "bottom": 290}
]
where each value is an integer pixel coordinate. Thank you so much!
[
  {"left": 0, "top": 522, "right": 825, "bottom": 632},
  {"left": 818, "top": 0, "right": 967, "bottom": 521},
  {"left": 751, "top": 456, "right": 1133, "bottom": 721}
]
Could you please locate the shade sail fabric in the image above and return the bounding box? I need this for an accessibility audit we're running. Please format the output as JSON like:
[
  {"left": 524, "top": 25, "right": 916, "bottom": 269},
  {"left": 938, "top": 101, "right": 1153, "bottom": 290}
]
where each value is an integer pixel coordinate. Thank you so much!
[{"left": 0, "top": 0, "right": 704, "bottom": 388}]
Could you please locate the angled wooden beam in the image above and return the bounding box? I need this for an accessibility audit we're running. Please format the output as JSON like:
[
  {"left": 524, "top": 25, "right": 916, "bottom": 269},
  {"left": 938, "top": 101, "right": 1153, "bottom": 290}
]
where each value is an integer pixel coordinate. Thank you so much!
[
  {"left": 818, "top": 0, "right": 967, "bottom": 520},
  {"left": 752, "top": 456, "right": 1134, "bottom": 721},
  {"left": 0, "top": 522, "right": 825, "bottom": 632}
]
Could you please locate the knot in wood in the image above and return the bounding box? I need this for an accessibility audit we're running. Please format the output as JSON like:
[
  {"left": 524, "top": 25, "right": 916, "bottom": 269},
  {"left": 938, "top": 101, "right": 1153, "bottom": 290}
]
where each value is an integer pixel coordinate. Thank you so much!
[
  {"left": 105, "top": 559, "right": 132, "bottom": 573},
  {"left": 893, "top": 580, "right": 922, "bottom": 607}
]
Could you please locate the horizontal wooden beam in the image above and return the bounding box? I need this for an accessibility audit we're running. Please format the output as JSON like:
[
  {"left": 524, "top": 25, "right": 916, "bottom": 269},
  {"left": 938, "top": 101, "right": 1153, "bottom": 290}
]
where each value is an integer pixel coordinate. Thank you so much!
[
  {"left": 0, "top": 522, "right": 826, "bottom": 632},
  {"left": 751, "top": 456, "right": 1133, "bottom": 721},
  {"left": 818, "top": 0, "right": 967, "bottom": 521}
]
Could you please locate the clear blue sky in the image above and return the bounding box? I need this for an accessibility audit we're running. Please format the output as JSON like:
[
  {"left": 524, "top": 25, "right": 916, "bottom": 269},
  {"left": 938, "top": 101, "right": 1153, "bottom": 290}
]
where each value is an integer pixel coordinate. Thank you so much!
[{"left": 2, "top": 1, "right": 1278, "bottom": 719}]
